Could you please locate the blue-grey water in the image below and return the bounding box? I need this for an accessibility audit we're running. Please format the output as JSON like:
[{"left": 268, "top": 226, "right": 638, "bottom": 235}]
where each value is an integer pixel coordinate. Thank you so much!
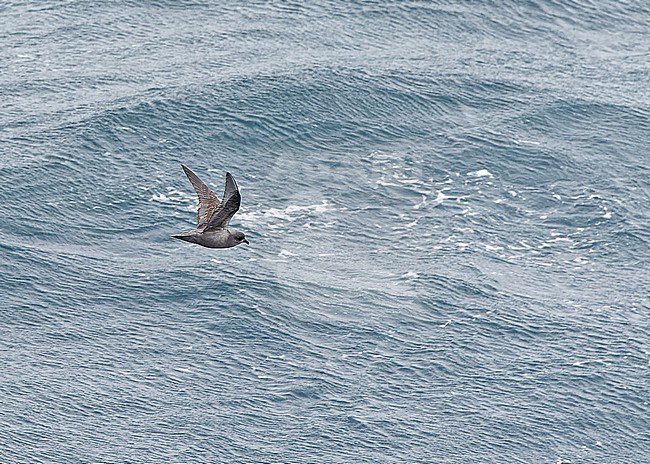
[{"left": 1, "top": 1, "right": 649, "bottom": 463}]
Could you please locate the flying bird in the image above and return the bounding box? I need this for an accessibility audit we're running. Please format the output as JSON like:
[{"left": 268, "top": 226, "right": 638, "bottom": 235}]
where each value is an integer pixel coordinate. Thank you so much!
[{"left": 171, "top": 165, "right": 249, "bottom": 248}]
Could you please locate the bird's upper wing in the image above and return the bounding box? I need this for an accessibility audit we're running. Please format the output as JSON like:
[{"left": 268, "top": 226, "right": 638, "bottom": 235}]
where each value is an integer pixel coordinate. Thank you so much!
[
  {"left": 181, "top": 164, "right": 220, "bottom": 228},
  {"left": 204, "top": 172, "right": 241, "bottom": 231}
]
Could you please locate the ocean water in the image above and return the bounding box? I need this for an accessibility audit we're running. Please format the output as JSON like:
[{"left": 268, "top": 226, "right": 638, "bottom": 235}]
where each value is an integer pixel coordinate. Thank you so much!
[{"left": 1, "top": 1, "right": 649, "bottom": 462}]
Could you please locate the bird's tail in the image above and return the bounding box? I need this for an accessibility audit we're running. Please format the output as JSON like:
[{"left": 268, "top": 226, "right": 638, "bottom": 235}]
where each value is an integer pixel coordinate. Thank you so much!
[{"left": 171, "top": 230, "right": 196, "bottom": 243}]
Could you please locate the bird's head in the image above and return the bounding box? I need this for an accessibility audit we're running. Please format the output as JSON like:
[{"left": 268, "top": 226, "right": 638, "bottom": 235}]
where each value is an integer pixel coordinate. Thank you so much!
[{"left": 230, "top": 229, "right": 249, "bottom": 246}]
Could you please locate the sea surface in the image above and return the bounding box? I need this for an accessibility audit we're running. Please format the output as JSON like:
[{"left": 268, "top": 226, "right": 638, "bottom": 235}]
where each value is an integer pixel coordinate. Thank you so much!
[{"left": 1, "top": 1, "right": 649, "bottom": 463}]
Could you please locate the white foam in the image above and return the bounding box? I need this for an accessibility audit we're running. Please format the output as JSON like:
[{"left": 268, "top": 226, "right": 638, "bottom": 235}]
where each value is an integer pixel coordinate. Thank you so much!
[
  {"left": 151, "top": 193, "right": 169, "bottom": 202},
  {"left": 151, "top": 188, "right": 193, "bottom": 203},
  {"left": 278, "top": 249, "right": 297, "bottom": 258},
  {"left": 262, "top": 201, "right": 330, "bottom": 222},
  {"left": 264, "top": 208, "right": 293, "bottom": 221},
  {"left": 555, "top": 458, "right": 573, "bottom": 464},
  {"left": 376, "top": 179, "right": 400, "bottom": 187},
  {"left": 400, "top": 271, "right": 419, "bottom": 279},
  {"left": 431, "top": 191, "right": 450, "bottom": 206},
  {"left": 413, "top": 195, "right": 427, "bottom": 209},
  {"left": 468, "top": 169, "right": 493, "bottom": 178},
  {"left": 284, "top": 201, "right": 330, "bottom": 214}
]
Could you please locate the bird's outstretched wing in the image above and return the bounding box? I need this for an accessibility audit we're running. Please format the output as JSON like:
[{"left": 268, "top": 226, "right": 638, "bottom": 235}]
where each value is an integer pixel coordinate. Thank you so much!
[
  {"left": 181, "top": 164, "right": 220, "bottom": 229},
  {"left": 204, "top": 172, "right": 241, "bottom": 231}
]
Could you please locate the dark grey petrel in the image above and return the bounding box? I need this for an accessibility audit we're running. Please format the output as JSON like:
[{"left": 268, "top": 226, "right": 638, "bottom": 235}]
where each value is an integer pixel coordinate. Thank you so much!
[{"left": 171, "top": 165, "right": 249, "bottom": 248}]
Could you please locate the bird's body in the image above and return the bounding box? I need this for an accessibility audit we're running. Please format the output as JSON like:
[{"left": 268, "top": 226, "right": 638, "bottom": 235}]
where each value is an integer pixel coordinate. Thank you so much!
[
  {"left": 171, "top": 228, "right": 243, "bottom": 248},
  {"left": 171, "top": 165, "right": 249, "bottom": 249}
]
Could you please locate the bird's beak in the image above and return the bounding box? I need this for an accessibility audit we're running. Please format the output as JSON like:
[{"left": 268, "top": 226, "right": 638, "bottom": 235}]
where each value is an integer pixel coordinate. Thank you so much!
[{"left": 243, "top": 239, "right": 250, "bottom": 245}]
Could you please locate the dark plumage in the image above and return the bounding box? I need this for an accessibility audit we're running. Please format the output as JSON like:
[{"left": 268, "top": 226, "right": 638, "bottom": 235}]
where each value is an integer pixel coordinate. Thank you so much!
[{"left": 171, "top": 165, "right": 249, "bottom": 249}]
